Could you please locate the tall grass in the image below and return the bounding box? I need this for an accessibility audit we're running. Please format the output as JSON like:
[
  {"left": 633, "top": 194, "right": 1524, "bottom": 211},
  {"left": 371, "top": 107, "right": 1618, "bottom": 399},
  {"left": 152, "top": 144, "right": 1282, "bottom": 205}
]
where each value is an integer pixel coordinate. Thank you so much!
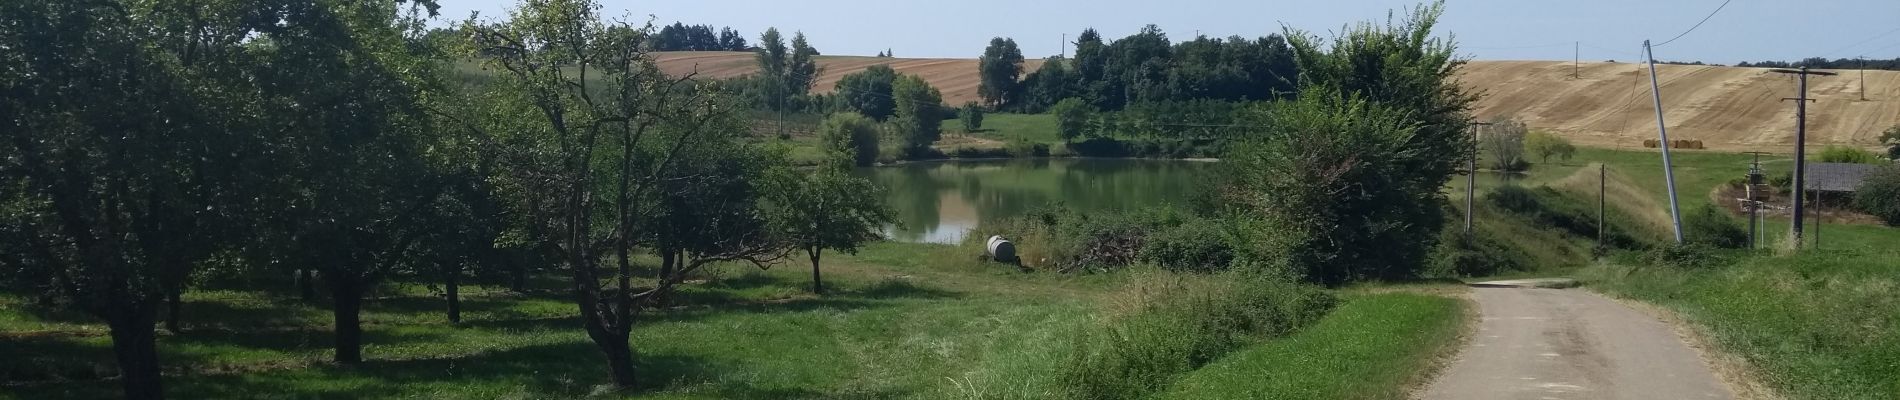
[{"left": 1053, "top": 270, "right": 1335, "bottom": 400}]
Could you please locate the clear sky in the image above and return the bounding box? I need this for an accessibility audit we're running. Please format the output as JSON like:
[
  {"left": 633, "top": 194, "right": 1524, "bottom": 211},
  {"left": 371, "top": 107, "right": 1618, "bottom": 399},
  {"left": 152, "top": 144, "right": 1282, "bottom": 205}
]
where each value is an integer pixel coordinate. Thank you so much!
[{"left": 435, "top": 0, "right": 1900, "bottom": 64}]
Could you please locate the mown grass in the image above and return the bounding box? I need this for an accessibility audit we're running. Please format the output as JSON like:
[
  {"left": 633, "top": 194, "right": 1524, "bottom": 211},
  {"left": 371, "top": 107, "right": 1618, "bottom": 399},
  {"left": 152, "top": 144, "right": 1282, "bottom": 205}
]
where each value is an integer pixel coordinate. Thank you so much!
[
  {"left": 1159, "top": 292, "right": 1466, "bottom": 399},
  {"left": 0, "top": 242, "right": 1126, "bottom": 399}
]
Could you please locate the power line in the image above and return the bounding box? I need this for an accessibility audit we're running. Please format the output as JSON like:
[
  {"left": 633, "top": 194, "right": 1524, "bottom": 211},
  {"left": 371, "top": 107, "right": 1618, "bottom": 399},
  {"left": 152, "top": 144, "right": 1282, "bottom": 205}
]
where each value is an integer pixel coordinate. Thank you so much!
[
  {"left": 1653, "top": 0, "right": 1734, "bottom": 47},
  {"left": 1822, "top": 26, "right": 1900, "bottom": 58}
]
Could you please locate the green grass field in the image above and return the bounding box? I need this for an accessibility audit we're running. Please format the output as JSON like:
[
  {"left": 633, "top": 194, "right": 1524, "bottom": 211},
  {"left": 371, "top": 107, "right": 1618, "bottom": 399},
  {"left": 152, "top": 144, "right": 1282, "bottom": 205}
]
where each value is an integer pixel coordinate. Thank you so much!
[{"left": 0, "top": 241, "right": 1471, "bottom": 399}]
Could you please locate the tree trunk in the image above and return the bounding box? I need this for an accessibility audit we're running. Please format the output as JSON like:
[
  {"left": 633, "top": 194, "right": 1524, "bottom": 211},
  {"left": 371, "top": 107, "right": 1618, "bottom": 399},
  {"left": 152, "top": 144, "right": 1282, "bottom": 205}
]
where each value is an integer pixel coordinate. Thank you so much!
[
  {"left": 163, "top": 290, "right": 182, "bottom": 334},
  {"left": 444, "top": 262, "right": 461, "bottom": 324},
  {"left": 508, "top": 255, "right": 527, "bottom": 293},
  {"left": 809, "top": 249, "right": 823, "bottom": 295},
  {"left": 332, "top": 277, "right": 363, "bottom": 364},
  {"left": 600, "top": 333, "right": 637, "bottom": 388},
  {"left": 106, "top": 305, "right": 164, "bottom": 400},
  {"left": 298, "top": 267, "right": 317, "bottom": 302}
]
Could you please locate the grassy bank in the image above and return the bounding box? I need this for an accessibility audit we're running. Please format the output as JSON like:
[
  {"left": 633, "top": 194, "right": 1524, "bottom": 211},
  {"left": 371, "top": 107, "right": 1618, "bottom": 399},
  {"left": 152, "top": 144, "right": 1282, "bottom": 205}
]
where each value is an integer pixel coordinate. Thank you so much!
[
  {"left": 1159, "top": 292, "right": 1466, "bottom": 399},
  {"left": 1579, "top": 249, "right": 1900, "bottom": 400}
]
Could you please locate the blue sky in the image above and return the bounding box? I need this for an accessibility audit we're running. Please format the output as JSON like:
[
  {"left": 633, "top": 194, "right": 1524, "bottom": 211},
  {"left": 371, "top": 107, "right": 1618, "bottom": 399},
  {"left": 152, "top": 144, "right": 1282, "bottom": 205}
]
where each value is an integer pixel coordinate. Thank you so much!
[{"left": 435, "top": 0, "right": 1900, "bottom": 64}]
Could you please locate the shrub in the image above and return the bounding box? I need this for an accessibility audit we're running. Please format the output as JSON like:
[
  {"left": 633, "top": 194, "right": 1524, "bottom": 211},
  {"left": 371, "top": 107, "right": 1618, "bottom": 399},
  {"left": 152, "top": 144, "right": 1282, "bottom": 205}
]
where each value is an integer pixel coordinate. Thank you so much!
[
  {"left": 1485, "top": 185, "right": 1650, "bottom": 250},
  {"left": 817, "top": 113, "right": 880, "bottom": 167},
  {"left": 1139, "top": 219, "right": 1237, "bottom": 273},
  {"left": 1005, "top": 139, "right": 1048, "bottom": 158},
  {"left": 1429, "top": 221, "right": 1534, "bottom": 277},
  {"left": 1644, "top": 243, "right": 1723, "bottom": 269},
  {"left": 1855, "top": 164, "right": 1900, "bottom": 226},
  {"left": 960, "top": 101, "right": 985, "bottom": 133},
  {"left": 1052, "top": 97, "right": 1093, "bottom": 143},
  {"left": 1683, "top": 204, "right": 1747, "bottom": 248},
  {"left": 1057, "top": 271, "right": 1336, "bottom": 400},
  {"left": 1526, "top": 130, "right": 1577, "bottom": 164},
  {"left": 1818, "top": 145, "right": 1883, "bottom": 164}
]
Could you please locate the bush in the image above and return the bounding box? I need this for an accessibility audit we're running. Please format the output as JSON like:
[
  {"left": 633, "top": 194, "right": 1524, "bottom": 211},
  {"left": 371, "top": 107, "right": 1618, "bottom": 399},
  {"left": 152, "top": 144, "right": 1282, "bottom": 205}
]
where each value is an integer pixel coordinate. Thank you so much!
[
  {"left": 1855, "top": 164, "right": 1900, "bottom": 226},
  {"left": 1683, "top": 203, "right": 1747, "bottom": 249},
  {"left": 1480, "top": 118, "right": 1530, "bottom": 171},
  {"left": 1818, "top": 145, "right": 1883, "bottom": 164},
  {"left": 1526, "top": 130, "right": 1577, "bottom": 164},
  {"left": 1139, "top": 219, "right": 1237, "bottom": 273},
  {"left": 960, "top": 101, "right": 985, "bottom": 133},
  {"left": 1429, "top": 221, "right": 1534, "bottom": 277},
  {"left": 1057, "top": 271, "right": 1336, "bottom": 400},
  {"left": 817, "top": 113, "right": 880, "bottom": 167},
  {"left": 1005, "top": 139, "right": 1049, "bottom": 158},
  {"left": 1644, "top": 243, "right": 1723, "bottom": 269},
  {"left": 1053, "top": 97, "right": 1094, "bottom": 143}
]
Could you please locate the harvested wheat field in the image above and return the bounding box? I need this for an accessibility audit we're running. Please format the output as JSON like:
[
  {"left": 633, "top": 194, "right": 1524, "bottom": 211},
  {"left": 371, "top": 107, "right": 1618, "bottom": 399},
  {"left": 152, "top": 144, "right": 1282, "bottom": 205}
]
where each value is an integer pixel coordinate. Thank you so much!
[{"left": 656, "top": 52, "right": 1898, "bottom": 151}]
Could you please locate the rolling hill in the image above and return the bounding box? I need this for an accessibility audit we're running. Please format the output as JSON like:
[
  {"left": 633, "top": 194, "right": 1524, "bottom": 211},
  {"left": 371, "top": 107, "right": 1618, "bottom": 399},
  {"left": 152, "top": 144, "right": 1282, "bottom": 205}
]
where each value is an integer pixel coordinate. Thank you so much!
[{"left": 654, "top": 51, "right": 1900, "bottom": 152}]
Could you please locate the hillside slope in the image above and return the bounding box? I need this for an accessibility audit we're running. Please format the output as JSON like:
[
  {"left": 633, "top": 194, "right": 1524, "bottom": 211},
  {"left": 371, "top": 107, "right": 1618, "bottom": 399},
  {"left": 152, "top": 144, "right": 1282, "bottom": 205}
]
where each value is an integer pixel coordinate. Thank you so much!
[{"left": 655, "top": 52, "right": 1899, "bottom": 151}]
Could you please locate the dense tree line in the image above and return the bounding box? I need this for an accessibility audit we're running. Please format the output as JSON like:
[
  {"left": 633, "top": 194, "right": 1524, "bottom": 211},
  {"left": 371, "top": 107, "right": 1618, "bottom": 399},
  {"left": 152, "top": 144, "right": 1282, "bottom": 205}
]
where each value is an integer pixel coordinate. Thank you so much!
[
  {"left": 1737, "top": 57, "right": 1900, "bottom": 71},
  {"left": 986, "top": 26, "right": 1298, "bottom": 113},
  {"left": 1, "top": 0, "right": 894, "bottom": 398},
  {"left": 648, "top": 22, "right": 749, "bottom": 51}
]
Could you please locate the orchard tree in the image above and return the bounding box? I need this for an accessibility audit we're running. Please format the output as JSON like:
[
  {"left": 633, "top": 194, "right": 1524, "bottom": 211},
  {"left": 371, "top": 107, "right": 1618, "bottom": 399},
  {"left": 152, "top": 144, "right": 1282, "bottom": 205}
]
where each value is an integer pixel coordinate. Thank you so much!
[
  {"left": 0, "top": 1, "right": 251, "bottom": 397},
  {"left": 469, "top": 0, "right": 786, "bottom": 388},
  {"left": 978, "top": 37, "right": 1025, "bottom": 108},
  {"left": 767, "top": 138, "right": 896, "bottom": 294},
  {"left": 836, "top": 64, "right": 897, "bottom": 120}
]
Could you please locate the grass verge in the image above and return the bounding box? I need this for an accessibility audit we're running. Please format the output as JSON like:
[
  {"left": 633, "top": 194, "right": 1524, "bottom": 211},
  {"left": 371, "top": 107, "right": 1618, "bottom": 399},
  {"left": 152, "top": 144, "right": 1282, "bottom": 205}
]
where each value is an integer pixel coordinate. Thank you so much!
[{"left": 1158, "top": 292, "right": 1467, "bottom": 399}]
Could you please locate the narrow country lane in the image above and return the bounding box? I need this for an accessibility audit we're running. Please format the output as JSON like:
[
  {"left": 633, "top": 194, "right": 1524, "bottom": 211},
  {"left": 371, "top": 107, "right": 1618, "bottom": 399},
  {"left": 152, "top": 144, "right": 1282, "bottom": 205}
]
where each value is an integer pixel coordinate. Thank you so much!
[{"left": 1419, "top": 285, "right": 1733, "bottom": 400}]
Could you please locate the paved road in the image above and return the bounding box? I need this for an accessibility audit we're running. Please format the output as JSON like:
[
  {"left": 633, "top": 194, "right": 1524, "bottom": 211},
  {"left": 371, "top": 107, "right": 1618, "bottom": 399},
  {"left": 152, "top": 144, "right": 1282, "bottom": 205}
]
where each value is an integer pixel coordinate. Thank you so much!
[{"left": 1419, "top": 286, "right": 1733, "bottom": 400}]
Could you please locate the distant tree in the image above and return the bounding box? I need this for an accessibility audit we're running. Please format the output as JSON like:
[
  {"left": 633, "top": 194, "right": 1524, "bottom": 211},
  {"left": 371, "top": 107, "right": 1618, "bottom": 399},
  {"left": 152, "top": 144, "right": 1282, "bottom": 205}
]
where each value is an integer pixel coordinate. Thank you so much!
[
  {"left": 765, "top": 159, "right": 895, "bottom": 295},
  {"left": 961, "top": 102, "right": 986, "bottom": 133},
  {"left": 819, "top": 113, "right": 882, "bottom": 167},
  {"left": 718, "top": 27, "right": 748, "bottom": 50},
  {"left": 753, "top": 29, "right": 822, "bottom": 111},
  {"left": 1526, "top": 130, "right": 1577, "bottom": 164},
  {"left": 1073, "top": 29, "right": 1109, "bottom": 105},
  {"left": 789, "top": 32, "right": 822, "bottom": 93},
  {"left": 978, "top": 37, "right": 1026, "bottom": 108},
  {"left": 892, "top": 74, "right": 945, "bottom": 152},
  {"left": 835, "top": 64, "right": 897, "bottom": 120},
  {"left": 1881, "top": 125, "right": 1900, "bottom": 160},
  {"left": 1856, "top": 165, "right": 1900, "bottom": 226},
  {"left": 1052, "top": 97, "right": 1094, "bottom": 143},
  {"left": 1480, "top": 119, "right": 1530, "bottom": 171},
  {"left": 1019, "top": 56, "right": 1074, "bottom": 112}
]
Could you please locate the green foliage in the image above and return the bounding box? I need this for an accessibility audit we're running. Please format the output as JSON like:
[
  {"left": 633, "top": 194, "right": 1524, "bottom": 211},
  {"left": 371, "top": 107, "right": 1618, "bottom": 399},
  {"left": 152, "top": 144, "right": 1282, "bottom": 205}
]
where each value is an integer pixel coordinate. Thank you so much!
[
  {"left": 892, "top": 74, "right": 945, "bottom": 153},
  {"left": 1057, "top": 271, "right": 1336, "bottom": 400},
  {"left": 1218, "top": 91, "right": 1446, "bottom": 285},
  {"left": 835, "top": 65, "right": 896, "bottom": 120},
  {"left": 1017, "top": 56, "right": 1076, "bottom": 112},
  {"left": 1818, "top": 145, "right": 1883, "bottom": 164},
  {"left": 1138, "top": 218, "right": 1238, "bottom": 273},
  {"left": 648, "top": 22, "right": 747, "bottom": 51},
  {"left": 1485, "top": 185, "right": 1651, "bottom": 250},
  {"left": 1005, "top": 139, "right": 1049, "bottom": 158},
  {"left": 960, "top": 102, "right": 987, "bottom": 133},
  {"left": 1430, "top": 222, "right": 1535, "bottom": 278},
  {"left": 1682, "top": 204, "right": 1747, "bottom": 248},
  {"left": 978, "top": 37, "right": 1026, "bottom": 108},
  {"left": 764, "top": 160, "right": 896, "bottom": 293},
  {"left": 1161, "top": 294, "right": 1465, "bottom": 400},
  {"left": 817, "top": 113, "right": 880, "bottom": 167},
  {"left": 1883, "top": 125, "right": 1900, "bottom": 160},
  {"left": 753, "top": 28, "right": 822, "bottom": 111},
  {"left": 1052, "top": 98, "right": 1094, "bottom": 142},
  {"left": 1526, "top": 130, "right": 1577, "bottom": 163},
  {"left": 1855, "top": 164, "right": 1900, "bottom": 226},
  {"left": 1643, "top": 243, "right": 1723, "bottom": 269}
]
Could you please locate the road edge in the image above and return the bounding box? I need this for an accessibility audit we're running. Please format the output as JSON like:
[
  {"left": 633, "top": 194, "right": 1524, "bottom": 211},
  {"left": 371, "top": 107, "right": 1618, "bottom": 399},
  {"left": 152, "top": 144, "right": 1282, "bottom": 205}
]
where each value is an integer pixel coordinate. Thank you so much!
[{"left": 1588, "top": 289, "right": 1785, "bottom": 400}]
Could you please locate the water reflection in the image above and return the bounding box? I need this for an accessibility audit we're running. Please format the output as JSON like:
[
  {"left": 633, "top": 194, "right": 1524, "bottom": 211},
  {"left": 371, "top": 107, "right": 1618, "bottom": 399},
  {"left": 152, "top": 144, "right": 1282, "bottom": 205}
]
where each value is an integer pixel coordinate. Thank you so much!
[{"left": 860, "top": 159, "right": 1214, "bottom": 244}]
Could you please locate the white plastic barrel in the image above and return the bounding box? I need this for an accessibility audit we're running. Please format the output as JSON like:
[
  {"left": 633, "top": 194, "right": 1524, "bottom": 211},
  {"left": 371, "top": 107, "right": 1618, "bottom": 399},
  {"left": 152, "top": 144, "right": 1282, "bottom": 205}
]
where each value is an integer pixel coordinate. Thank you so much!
[{"left": 986, "top": 235, "right": 1017, "bottom": 262}]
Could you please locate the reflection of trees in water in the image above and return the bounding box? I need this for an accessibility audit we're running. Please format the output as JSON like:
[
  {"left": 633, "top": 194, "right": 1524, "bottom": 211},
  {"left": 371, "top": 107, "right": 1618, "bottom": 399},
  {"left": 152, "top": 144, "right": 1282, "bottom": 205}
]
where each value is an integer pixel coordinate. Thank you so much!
[{"left": 867, "top": 159, "right": 1212, "bottom": 243}]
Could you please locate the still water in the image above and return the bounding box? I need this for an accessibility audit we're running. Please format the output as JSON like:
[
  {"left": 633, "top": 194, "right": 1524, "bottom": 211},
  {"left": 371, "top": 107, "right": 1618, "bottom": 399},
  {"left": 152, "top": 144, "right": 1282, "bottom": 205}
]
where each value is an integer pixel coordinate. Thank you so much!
[{"left": 860, "top": 159, "right": 1216, "bottom": 244}]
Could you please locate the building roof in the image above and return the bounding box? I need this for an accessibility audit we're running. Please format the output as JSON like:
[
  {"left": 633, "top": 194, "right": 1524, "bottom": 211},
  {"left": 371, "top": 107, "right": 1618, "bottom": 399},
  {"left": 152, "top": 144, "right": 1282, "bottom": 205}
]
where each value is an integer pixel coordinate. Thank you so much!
[{"left": 1804, "top": 162, "right": 1879, "bottom": 192}]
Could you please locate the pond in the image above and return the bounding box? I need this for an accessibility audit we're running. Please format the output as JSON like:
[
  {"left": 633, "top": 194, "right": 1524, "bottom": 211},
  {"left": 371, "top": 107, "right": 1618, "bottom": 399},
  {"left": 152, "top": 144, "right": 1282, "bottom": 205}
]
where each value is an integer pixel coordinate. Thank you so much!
[{"left": 861, "top": 159, "right": 1217, "bottom": 244}]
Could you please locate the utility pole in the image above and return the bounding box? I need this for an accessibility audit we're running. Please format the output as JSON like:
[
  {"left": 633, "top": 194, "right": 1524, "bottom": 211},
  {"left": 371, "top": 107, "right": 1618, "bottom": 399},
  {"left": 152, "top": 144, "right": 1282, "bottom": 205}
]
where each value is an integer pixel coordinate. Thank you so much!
[
  {"left": 1861, "top": 56, "right": 1868, "bottom": 101},
  {"left": 1644, "top": 40, "right": 1686, "bottom": 244},
  {"left": 1061, "top": 33, "right": 1067, "bottom": 58},
  {"left": 1769, "top": 67, "right": 1836, "bottom": 250},
  {"left": 1466, "top": 122, "right": 1493, "bottom": 236},
  {"left": 1598, "top": 164, "right": 1606, "bottom": 250},
  {"left": 1575, "top": 41, "right": 1581, "bottom": 79}
]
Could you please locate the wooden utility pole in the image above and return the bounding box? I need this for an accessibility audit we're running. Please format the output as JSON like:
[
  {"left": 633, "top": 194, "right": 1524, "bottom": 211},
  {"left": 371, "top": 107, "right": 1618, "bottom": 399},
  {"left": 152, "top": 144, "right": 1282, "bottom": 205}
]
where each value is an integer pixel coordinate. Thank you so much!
[
  {"left": 1860, "top": 56, "right": 1868, "bottom": 101},
  {"left": 1643, "top": 40, "right": 1686, "bottom": 244},
  {"left": 1466, "top": 122, "right": 1493, "bottom": 236},
  {"left": 1575, "top": 41, "right": 1581, "bottom": 79},
  {"left": 1598, "top": 164, "right": 1606, "bottom": 250},
  {"left": 1769, "top": 67, "right": 1837, "bottom": 250}
]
